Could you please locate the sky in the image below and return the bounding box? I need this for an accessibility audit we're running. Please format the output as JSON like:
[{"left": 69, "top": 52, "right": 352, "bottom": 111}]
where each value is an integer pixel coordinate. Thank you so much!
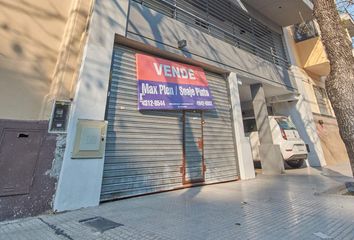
[{"left": 336, "top": 1, "right": 354, "bottom": 46}]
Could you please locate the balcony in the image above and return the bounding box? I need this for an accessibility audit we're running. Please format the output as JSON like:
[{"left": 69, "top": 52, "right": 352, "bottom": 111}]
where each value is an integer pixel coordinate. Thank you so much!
[
  {"left": 293, "top": 21, "right": 318, "bottom": 42},
  {"left": 293, "top": 20, "right": 330, "bottom": 76},
  {"left": 295, "top": 36, "right": 330, "bottom": 76},
  {"left": 242, "top": 0, "right": 314, "bottom": 27}
]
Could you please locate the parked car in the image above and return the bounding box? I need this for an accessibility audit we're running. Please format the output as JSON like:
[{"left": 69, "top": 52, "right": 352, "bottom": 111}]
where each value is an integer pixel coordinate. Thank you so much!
[{"left": 243, "top": 115, "right": 308, "bottom": 168}]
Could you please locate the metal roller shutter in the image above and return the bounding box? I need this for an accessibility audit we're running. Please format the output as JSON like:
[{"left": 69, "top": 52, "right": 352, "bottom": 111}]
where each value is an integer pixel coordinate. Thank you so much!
[
  {"left": 203, "top": 72, "right": 239, "bottom": 183},
  {"left": 101, "top": 46, "right": 184, "bottom": 201},
  {"left": 101, "top": 45, "right": 238, "bottom": 201}
]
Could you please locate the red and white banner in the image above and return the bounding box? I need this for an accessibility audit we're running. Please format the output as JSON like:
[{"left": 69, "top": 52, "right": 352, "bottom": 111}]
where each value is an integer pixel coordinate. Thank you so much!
[{"left": 136, "top": 54, "right": 214, "bottom": 110}]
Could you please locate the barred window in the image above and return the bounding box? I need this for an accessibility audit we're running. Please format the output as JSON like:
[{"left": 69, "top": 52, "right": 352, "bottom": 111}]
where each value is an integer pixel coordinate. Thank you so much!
[
  {"left": 313, "top": 86, "right": 331, "bottom": 116},
  {"left": 133, "top": 0, "right": 289, "bottom": 68}
]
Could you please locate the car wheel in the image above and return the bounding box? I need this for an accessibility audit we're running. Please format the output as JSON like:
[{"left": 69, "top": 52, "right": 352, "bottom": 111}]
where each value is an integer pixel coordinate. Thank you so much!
[{"left": 286, "top": 159, "right": 304, "bottom": 168}]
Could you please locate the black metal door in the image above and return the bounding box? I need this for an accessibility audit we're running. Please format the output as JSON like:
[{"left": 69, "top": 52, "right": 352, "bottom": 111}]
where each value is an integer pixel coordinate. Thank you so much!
[{"left": 0, "top": 129, "right": 43, "bottom": 196}]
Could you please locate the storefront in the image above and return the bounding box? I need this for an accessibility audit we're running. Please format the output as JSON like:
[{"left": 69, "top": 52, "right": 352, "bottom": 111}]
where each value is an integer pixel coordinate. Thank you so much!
[
  {"left": 0, "top": 0, "right": 327, "bottom": 220},
  {"left": 100, "top": 45, "right": 239, "bottom": 201},
  {"left": 52, "top": 0, "right": 303, "bottom": 212}
]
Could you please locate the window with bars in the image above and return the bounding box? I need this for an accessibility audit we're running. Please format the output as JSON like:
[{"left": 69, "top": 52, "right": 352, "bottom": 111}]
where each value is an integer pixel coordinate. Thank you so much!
[
  {"left": 313, "top": 86, "right": 331, "bottom": 116},
  {"left": 132, "top": 0, "right": 289, "bottom": 68}
]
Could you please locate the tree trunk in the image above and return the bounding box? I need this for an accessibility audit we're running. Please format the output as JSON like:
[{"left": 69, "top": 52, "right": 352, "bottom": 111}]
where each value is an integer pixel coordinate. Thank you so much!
[{"left": 313, "top": 0, "right": 354, "bottom": 176}]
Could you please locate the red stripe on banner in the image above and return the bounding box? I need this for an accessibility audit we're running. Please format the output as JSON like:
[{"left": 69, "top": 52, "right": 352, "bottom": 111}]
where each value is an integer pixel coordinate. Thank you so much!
[{"left": 136, "top": 54, "right": 208, "bottom": 87}]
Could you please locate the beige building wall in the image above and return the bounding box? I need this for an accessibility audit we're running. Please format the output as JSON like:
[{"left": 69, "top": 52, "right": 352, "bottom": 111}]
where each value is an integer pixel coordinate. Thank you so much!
[
  {"left": 302, "top": 72, "right": 335, "bottom": 116},
  {"left": 314, "top": 114, "right": 350, "bottom": 165},
  {"left": 284, "top": 27, "right": 333, "bottom": 116},
  {"left": 285, "top": 25, "right": 350, "bottom": 165},
  {"left": 301, "top": 73, "right": 322, "bottom": 115},
  {"left": 0, "top": 0, "right": 92, "bottom": 120}
]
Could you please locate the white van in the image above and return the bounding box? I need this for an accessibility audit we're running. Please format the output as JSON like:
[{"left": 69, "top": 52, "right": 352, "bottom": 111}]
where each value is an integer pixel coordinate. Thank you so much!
[{"left": 243, "top": 116, "right": 308, "bottom": 168}]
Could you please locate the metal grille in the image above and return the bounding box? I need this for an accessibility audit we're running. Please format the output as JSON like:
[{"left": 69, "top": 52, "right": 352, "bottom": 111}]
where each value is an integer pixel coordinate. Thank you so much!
[
  {"left": 313, "top": 86, "right": 330, "bottom": 116},
  {"left": 293, "top": 20, "right": 319, "bottom": 42},
  {"left": 203, "top": 72, "right": 238, "bottom": 183},
  {"left": 133, "top": 0, "right": 289, "bottom": 68},
  {"left": 101, "top": 45, "right": 238, "bottom": 201}
]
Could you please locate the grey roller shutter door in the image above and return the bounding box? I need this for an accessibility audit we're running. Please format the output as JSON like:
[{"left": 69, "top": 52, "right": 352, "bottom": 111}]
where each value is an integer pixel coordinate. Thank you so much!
[
  {"left": 203, "top": 72, "right": 239, "bottom": 183},
  {"left": 101, "top": 45, "right": 184, "bottom": 201},
  {"left": 101, "top": 45, "right": 238, "bottom": 201}
]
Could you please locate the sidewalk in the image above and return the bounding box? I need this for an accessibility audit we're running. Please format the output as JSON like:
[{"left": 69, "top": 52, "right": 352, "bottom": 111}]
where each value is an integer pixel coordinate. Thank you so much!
[{"left": 1, "top": 165, "right": 353, "bottom": 240}]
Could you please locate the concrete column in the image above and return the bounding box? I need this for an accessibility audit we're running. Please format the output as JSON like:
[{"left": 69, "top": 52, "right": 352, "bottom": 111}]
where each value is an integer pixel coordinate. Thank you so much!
[
  {"left": 228, "top": 73, "right": 255, "bottom": 180},
  {"left": 53, "top": 0, "right": 130, "bottom": 212},
  {"left": 251, "top": 83, "right": 284, "bottom": 174},
  {"left": 272, "top": 68, "right": 326, "bottom": 167}
]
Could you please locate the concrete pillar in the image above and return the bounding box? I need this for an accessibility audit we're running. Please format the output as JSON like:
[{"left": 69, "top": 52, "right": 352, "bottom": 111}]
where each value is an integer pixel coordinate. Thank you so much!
[
  {"left": 228, "top": 73, "right": 255, "bottom": 180},
  {"left": 250, "top": 83, "right": 284, "bottom": 174},
  {"left": 271, "top": 70, "right": 326, "bottom": 167},
  {"left": 53, "top": 0, "right": 130, "bottom": 212}
]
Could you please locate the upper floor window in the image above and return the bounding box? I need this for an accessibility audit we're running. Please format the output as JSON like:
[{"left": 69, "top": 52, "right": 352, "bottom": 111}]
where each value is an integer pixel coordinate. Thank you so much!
[
  {"left": 293, "top": 20, "right": 319, "bottom": 42},
  {"left": 313, "top": 85, "right": 332, "bottom": 116}
]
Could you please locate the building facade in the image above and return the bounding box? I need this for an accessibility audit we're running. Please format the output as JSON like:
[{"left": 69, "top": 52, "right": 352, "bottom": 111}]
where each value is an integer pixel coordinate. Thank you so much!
[
  {"left": 284, "top": 14, "right": 354, "bottom": 167},
  {"left": 0, "top": 0, "right": 94, "bottom": 220},
  {"left": 1, "top": 0, "right": 329, "bottom": 219}
]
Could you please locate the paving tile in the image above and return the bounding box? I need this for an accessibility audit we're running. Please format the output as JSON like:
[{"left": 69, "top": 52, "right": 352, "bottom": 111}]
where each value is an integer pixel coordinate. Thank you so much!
[{"left": 1, "top": 165, "right": 353, "bottom": 240}]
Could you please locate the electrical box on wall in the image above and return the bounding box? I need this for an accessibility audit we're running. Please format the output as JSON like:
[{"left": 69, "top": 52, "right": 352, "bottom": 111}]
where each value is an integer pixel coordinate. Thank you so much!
[
  {"left": 49, "top": 100, "right": 71, "bottom": 133},
  {"left": 71, "top": 120, "right": 107, "bottom": 159}
]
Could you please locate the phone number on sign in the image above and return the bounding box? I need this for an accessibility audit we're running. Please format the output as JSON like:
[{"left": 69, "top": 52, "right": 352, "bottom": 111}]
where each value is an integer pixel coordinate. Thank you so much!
[
  {"left": 140, "top": 100, "right": 166, "bottom": 107},
  {"left": 196, "top": 101, "right": 213, "bottom": 106}
]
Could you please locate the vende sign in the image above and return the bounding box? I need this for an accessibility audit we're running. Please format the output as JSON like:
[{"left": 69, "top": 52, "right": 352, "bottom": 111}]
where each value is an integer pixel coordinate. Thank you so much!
[{"left": 136, "top": 54, "right": 214, "bottom": 110}]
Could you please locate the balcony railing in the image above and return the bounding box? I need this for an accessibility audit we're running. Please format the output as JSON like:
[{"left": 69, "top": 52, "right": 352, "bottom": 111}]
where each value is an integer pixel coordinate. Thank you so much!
[
  {"left": 293, "top": 20, "right": 319, "bottom": 42},
  {"left": 133, "top": 0, "right": 290, "bottom": 68}
]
